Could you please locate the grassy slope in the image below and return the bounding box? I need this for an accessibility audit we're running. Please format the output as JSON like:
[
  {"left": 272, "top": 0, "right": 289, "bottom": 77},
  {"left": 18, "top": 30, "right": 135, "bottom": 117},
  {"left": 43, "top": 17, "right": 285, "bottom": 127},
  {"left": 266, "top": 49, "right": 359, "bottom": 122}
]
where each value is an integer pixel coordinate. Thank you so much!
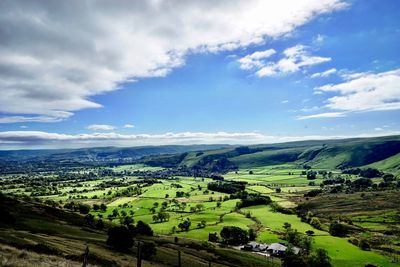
[
  {"left": 167, "top": 135, "right": 400, "bottom": 173},
  {"left": 0, "top": 196, "right": 278, "bottom": 267},
  {"left": 367, "top": 152, "right": 400, "bottom": 174}
]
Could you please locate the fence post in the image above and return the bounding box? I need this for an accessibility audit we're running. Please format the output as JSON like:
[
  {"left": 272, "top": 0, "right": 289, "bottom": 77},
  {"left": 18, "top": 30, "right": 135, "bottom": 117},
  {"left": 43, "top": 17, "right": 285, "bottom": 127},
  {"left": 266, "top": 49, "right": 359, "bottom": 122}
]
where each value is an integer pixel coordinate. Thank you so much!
[
  {"left": 82, "top": 245, "right": 89, "bottom": 267},
  {"left": 137, "top": 241, "right": 142, "bottom": 267},
  {"left": 178, "top": 250, "right": 181, "bottom": 267}
]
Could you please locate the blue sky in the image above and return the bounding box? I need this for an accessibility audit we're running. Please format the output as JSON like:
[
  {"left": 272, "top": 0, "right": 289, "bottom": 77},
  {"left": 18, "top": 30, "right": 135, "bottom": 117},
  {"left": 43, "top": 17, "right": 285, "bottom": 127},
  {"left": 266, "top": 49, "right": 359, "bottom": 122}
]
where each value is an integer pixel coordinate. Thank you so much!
[{"left": 0, "top": 0, "right": 399, "bottom": 148}]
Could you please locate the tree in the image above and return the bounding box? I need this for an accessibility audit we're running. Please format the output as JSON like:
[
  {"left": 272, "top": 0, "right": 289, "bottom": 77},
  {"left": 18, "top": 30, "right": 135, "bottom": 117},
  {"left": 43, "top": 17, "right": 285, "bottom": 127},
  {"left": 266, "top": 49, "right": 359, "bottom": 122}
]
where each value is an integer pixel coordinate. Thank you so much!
[
  {"left": 122, "top": 216, "right": 134, "bottom": 226},
  {"left": 208, "top": 232, "right": 219, "bottom": 242},
  {"left": 196, "top": 203, "right": 204, "bottom": 211},
  {"left": 248, "top": 228, "right": 256, "bottom": 241},
  {"left": 310, "top": 217, "right": 322, "bottom": 230},
  {"left": 282, "top": 245, "right": 307, "bottom": 267},
  {"left": 220, "top": 226, "right": 249, "bottom": 245},
  {"left": 100, "top": 203, "right": 107, "bottom": 212},
  {"left": 197, "top": 220, "right": 206, "bottom": 228},
  {"left": 329, "top": 221, "right": 348, "bottom": 237},
  {"left": 216, "top": 201, "right": 222, "bottom": 208},
  {"left": 107, "top": 226, "right": 134, "bottom": 251},
  {"left": 308, "top": 248, "right": 332, "bottom": 267},
  {"left": 78, "top": 203, "right": 91, "bottom": 214},
  {"left": 178, "top": 218, "right": 191, "bottom": 231},
  {"left": 307, "top": 171, "right": 317, "bottom": 180},
  {"left": 136, "top": 220, "right": 153, "bottom": 236},
  {"left": 112, "top": 208, "right": 119, "bottom": 217},
  {"left": 283, "top": 222, "right": 292, "bottom": 230}
]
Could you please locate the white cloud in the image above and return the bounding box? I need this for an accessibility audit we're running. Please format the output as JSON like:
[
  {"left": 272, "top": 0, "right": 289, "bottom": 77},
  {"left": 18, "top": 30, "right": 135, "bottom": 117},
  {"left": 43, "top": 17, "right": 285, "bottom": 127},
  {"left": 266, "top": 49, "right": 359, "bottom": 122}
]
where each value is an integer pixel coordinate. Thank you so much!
[
  {"left": 255, "top": 45, "right": 331, "bottom": 77},
  {"left": 0, "top": 0, "right": 347, "bottom": 122},
  {"left": 374, "top": 127, "right": 383, "bottom": 131},
  {"left": 310, "top": 68, "right": 337, "bottom": 78},
  {"left": 20, "top": 125, "right": 28, "bottom": 129},
  {"left": 1, "top": 130, "right": 398, "bottom": 149},
  {"left": 87, "top": 124, "right": 115, "bottom": 131},
  {"left": 316, "top": 69, "right": 400, "bottom": 112},
  {"left": 238, "top": 49, "right": 276, "bottom": 70},
  {"left": 124, "top": 124, "right": 135, "bottom": 128},
  {"left": 313, "top": 34, "right": 325, "bottom": 45},
  {"left": 297, "top": 112, "right": 345, "bottom": 120},
  {"left": 0, "top": 113, "right": 71, "bottom": 123},
  {"left": 281, "top": 100, "right": 289, "bottom": 104}
]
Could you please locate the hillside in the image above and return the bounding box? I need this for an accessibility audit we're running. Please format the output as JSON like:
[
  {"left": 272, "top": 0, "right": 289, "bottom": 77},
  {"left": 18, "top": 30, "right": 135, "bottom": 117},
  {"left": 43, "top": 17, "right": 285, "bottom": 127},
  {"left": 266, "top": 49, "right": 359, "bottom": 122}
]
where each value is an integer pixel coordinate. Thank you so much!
[
  {"left": 0, "top": 194, "right": 278, "bottom": 267},
  {"left": 140, "top": 135, "right": 400, "bottom": 173}
]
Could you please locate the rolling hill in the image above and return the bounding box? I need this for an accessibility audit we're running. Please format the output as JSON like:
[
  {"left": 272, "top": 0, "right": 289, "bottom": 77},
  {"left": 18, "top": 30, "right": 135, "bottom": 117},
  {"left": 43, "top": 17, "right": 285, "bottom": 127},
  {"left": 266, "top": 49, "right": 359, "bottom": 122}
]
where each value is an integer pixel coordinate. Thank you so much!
[{"left": 140, "top": 135, "right": 400, "bottom": 173}]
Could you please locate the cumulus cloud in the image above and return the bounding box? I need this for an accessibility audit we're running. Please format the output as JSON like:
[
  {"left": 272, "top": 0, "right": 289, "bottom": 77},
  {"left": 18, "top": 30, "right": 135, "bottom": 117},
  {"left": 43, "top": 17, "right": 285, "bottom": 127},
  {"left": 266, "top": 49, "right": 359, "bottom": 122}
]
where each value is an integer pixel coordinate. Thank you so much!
[
  {"left": 254, "top": 45, "right": 331, "bottom": 77},
  {"left": 0, "top": 0, "right": 347, "bottom": 122},
  {"left": 0, "top": 130, "right": 397, "bottom": 149},
  {"left": 124, "top": 124, "right": 135, "bottom": 128},
  {"left": 87, "top": 124, "right": 115, "bottom": 131},
  {"left": 238, "top": 49, "right": 276, "bottom": 70},
  {"left": 300, "top": 69, "right": 400, "bottom": 119},
  {"left": 310, "top": 68, "right": 337, "bottom": 78},
  {"left": 316, "top": 69, "right": 400, "bottom": 112}
]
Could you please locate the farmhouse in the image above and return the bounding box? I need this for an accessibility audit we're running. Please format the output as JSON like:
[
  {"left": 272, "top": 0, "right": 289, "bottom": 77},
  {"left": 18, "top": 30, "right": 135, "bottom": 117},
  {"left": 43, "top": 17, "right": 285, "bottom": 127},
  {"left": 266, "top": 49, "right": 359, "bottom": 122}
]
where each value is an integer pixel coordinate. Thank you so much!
[{"left": 241, "top": 242, "right": 300, "bottom": 256}]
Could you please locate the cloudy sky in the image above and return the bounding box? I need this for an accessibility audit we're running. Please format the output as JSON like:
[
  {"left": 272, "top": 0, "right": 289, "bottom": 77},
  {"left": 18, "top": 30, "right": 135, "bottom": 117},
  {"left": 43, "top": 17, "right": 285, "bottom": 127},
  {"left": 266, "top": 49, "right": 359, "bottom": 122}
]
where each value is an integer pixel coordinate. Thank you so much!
[{"left": 0, "top": 0, "right": 399, "bottom": 149}]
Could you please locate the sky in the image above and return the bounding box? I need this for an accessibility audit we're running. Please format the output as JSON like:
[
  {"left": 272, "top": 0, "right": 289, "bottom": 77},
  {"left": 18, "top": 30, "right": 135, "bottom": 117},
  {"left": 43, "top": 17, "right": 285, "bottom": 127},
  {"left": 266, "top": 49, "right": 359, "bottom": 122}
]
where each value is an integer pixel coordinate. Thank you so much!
[{"left": 0, "top": 0, "right": 399, "bottom": 149}]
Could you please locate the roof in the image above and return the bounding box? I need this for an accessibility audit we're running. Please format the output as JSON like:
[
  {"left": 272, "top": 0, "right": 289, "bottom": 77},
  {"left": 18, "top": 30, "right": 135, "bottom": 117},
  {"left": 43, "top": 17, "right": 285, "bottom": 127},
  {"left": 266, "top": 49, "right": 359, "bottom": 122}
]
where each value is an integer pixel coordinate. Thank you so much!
[{"left": 267, "top": 243, "right": 288, "bottom": 252}]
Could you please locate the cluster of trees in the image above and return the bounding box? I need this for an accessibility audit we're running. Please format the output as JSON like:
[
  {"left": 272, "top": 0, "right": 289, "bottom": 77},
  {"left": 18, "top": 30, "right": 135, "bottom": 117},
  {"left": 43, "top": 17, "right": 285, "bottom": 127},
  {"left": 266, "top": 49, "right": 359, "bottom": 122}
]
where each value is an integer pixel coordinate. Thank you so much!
[
  {"left": 63, "top": 202, "right": 91, "bottom": 214},
  {"left": 152, "top": 211, "right": 170, "bottom": 223},
  {"left": 304, "top": 189, "right": 322, "bottom": 198},
  {"left": 178, "top": 218, "right": 191, "bottom": 231},
  {"left": 219, "top": 226, "right": 250, "bottom": 245},
  {"left": 329, "top": 221, "right": 349, "bottom": 237},
  {"left": 283, "top": 248, "right": 332, "bottom": 267},
  {"left": 236, "top": 193, "right": 271, "bottom": 209},
  {"left": 306, "top": 171, "right": 317, "bottom": 180},
  {"left": 175, "top": 191, "right": 190, "bottom": 198},
  {"left": 106, "top": 221, "right": 156, "bottom": 259},
  {"left": 207, "top": 181, "right": 247, "bottom": 194},
  {"left": 282, "top": 223, "right": 313, "bottom": 255},
  {"left": 299, "top": 212, "right": 322, "bottom": 230},
  {"left": 342, "top": 168, "right": 382, "bottom": 178}
]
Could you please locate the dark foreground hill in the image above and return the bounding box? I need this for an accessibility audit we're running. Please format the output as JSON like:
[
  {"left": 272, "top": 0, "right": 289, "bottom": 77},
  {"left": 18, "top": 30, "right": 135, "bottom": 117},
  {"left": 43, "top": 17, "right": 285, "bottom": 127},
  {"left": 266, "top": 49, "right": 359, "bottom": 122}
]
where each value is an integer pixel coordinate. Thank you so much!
[{"left": 0, "top": 194, "right": 278, "bottom": 267}]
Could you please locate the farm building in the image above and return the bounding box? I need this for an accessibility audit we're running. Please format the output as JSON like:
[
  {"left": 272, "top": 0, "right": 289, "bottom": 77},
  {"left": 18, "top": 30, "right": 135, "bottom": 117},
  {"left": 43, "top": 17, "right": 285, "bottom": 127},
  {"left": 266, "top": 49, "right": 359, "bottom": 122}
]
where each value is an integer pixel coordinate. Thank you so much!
[{"left": 241, "top": 242, "right": 300, "bottom": 256}]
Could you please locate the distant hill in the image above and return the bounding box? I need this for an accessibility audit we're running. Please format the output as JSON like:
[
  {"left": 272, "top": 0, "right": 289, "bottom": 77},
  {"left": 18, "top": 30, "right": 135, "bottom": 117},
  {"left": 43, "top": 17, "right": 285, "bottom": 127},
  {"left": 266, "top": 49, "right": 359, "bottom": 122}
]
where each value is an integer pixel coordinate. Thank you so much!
[
  {"left": 2, "top": 135, "right": 400, "bottom": 174},
  {"left": 140, "top": 135, "right": 400, "bottom": 173},
  {"left": 0, "top": 144, "right": 231, "bottom": 163}
]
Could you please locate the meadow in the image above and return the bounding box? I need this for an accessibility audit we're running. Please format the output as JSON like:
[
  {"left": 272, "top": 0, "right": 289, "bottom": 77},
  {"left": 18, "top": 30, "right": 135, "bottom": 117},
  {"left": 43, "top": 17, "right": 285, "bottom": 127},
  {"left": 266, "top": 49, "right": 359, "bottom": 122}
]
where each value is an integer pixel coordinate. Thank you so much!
[{"left": 1, "top": 162, "right": 399, "bottom": 267}]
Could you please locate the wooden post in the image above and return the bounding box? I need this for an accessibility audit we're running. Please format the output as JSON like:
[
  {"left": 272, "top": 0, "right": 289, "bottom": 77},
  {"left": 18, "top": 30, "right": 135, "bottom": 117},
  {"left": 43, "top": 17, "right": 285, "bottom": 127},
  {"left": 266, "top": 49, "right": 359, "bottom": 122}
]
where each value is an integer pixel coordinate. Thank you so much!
[
  {"left": 178, "top": 250, "right": 181, "bottom": 267},
  {"left": 208, "top": 260, "right": 211, "bottom": 267},
  {"left": 82, "top": 245, "right": 89, "bottom": 267},
  {"left": 137, "top": 241, "right": 142, "bottom": 267}
]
